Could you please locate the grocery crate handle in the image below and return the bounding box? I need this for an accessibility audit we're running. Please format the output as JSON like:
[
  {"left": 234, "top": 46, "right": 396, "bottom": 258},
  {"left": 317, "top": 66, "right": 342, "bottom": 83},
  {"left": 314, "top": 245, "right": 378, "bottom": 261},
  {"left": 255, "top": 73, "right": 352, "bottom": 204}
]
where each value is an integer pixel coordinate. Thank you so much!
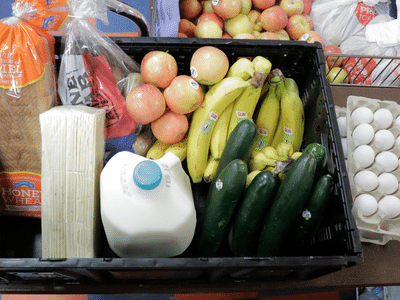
[{"left": 104, "top": 0, "right": 150, "bottom": 37}]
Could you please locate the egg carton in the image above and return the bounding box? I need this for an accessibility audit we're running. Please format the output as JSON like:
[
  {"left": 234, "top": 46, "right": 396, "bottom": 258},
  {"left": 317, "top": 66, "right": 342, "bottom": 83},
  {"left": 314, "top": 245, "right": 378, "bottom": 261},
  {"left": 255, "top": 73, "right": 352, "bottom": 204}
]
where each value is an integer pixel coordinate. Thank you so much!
[{"left": 344, "top": 96, "right": 400, "bottom": 245}]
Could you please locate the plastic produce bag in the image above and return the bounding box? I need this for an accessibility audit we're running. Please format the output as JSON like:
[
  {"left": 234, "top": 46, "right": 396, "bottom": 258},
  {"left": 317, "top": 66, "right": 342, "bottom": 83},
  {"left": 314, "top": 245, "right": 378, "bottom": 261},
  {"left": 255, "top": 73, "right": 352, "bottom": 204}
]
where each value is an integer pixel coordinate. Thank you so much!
[
  {"left": 310, "top": 0, "right": 389, "bottom": 46},
  {"left": 0, "top": 0, "right": 58, "bottom": 218},
  {"left": 57, "top": 0, "right": 141, "bottom": 160},
  {"left": 340, "top": 14, "right": 400, "bottom": 86},
  {"left": 151, "top": 0, "right": 179, "bottom": 37}
]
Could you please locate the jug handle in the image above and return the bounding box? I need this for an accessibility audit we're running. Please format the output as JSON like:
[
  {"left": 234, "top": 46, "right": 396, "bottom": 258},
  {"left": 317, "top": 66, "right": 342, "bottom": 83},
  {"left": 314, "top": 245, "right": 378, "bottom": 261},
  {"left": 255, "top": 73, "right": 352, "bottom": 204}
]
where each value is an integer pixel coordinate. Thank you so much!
[{"left": 104, "top": 0, "right": 150, "bottom": 37}]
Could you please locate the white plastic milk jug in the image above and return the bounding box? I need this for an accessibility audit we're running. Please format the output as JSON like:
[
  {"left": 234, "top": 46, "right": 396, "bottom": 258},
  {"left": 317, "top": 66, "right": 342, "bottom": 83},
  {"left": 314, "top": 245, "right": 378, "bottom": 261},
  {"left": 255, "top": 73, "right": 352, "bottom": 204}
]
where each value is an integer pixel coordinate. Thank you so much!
[{"left": 100, "top": 151, "right": 197, "bottom": 258}]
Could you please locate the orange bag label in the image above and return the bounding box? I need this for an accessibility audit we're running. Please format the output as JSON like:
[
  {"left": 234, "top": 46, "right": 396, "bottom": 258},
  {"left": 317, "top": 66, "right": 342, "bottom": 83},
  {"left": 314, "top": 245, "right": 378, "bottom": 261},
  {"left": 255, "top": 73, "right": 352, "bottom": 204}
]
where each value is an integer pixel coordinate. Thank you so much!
[
  {"left": 0, "top": 20, "right": 49, "bottom": 88},
  {"left": 343, "top": 57, "right": 376, "bottom": 85},
  {"left": 0, "top": 172, "right": 41, "bottom": 218},
  {"left": 355, "top": 3, "right": 377, "bottom": 26}
]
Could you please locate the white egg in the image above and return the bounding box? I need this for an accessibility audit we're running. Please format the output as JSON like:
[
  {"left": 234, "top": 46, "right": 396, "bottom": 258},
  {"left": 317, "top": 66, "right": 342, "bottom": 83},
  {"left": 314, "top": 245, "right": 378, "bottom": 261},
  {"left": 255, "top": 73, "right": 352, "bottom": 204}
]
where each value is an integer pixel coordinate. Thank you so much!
[
  {"left": 378, "top": 173, "right": 399, "bottom": 194},
  {"left": 352, "top": 123, "right": 375, "bottom": 145},
  {"left": 375, "top": 151, "right": 399, "bottom": 172},
  {"left": 395, "top": 115, "right": 400, "bottom": 127},
  {"left": 354, "top": 194, "right": 378, "bottom": 217},
  {"left": 341, "top": 138, "right": 347, "bottom": 158},
  {"left": 337, "top": 116, "right": 347, "bottom": 137},
  {"left": 354, "top": 170, "right": 379, "bottom": 192},
  {"left": 353, "top": 145, "right": 375, "bottom": 168},
  {"left": 374, "top": 129, "right": 395, "bottom": 150},
  {"left": 351, "top": 106, "right": 374, "bottom": 124},
  {"left": 378, "top": 195, "right": 400, "bottom": 218},
  {"left": 374, "top": 108, "right": 393, "bottom": 129}
]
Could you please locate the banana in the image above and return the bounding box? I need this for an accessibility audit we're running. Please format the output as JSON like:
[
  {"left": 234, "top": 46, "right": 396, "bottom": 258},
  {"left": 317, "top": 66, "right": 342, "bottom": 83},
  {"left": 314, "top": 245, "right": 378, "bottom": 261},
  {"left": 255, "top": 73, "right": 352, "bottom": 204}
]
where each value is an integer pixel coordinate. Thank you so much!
[
  {"left": 246, "top": 170, "right": 261, "bottom": 188},
  {"left": 165, "top": 136, "right": 188, "bottom": 162},
  {"left": 284, "top": 77, "right": 299, "bottom": 95},
  {"left": 252, "top": 80, "right": 282, "bottom": 152},
  {"left": 226, "top": 57, "right": 270, "bottom": 136},
  {"left": 187, "top": 76, "right": 251, "bottom": 183},
  {"left": 275, "top": 142, "right": 294, "bottom": 160},
  {"left": 210, "top": 101, "right": 234, "bottom": 162},
  {"left": 270, "top": 89, "right": 305, "bottom": 153},
  {"left": 203, "top": 157, "right": 219, "bottom": 183},
  {"left": 261, "top": 146, "right": 281, "bottom": 161},
  {"left": 226, "top": 57, "right": 254, "bottom": 80},
  {"left": 146, "top": 139, "right": 170, "bottom": 160},
  {"left": 291, "top": 151, "right": 302, "bottom": 160},
  {"left": 248, "top": 151, "right": 277, "bottom": 172}
]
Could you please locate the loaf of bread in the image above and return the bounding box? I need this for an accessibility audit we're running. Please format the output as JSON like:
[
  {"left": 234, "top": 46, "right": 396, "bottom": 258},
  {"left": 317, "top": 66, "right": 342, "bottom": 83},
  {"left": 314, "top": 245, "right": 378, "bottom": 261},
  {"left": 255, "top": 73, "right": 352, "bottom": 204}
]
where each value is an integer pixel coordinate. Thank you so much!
[{"left": 0, "top": 23, "right": 56, "bottom": 218}]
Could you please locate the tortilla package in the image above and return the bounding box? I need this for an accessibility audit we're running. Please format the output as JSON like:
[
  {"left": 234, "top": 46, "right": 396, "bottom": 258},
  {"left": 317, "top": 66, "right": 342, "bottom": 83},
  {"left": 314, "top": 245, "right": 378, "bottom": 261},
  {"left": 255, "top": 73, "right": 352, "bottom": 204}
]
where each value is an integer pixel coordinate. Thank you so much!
[{"left": 0, "top": 0, "right": 58, "bottom": 218}]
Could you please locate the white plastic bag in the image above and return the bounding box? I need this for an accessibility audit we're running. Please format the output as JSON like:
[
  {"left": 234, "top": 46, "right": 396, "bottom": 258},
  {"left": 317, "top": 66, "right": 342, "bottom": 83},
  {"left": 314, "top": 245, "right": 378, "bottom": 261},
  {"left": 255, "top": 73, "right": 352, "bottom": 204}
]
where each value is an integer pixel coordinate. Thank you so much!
[
  {"left": 58, "top": 0, "right": 141, "bottom": 160},
  {"left": 310, "top": 0, "right": 388, "bottom": 46},
  {"left": 152, "top": 0, "right": 179, "bottom": 37},
  {"left": 340, "top": 14, "right": 400, "bottom": 86}
]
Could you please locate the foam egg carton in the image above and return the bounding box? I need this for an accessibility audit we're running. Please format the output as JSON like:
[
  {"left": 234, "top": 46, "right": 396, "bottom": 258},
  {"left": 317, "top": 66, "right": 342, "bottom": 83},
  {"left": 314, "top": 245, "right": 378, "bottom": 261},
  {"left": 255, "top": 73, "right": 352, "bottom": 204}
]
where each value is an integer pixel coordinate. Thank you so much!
[{"left": 345, "top": 95, "right": 400, "bottom": 245}]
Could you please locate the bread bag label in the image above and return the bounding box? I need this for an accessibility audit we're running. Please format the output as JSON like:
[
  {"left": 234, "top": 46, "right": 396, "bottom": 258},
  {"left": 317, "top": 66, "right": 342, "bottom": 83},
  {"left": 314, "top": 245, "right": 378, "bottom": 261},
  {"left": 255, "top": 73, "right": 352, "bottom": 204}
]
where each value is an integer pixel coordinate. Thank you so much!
[
  {"left": 0, "top": 172, "right": 41, "bottom": 218},
  {"left": 354, "top": 3, "right": 376, "bottom": 26}
]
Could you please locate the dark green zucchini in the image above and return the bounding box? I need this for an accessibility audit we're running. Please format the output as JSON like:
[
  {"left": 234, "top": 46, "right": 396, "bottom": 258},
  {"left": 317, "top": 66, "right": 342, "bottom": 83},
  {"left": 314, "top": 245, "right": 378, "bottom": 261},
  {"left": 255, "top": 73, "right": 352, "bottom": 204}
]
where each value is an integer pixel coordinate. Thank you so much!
[
  {"left": 213, "top": 119, "right": 256, "bottom": 183},
  {"left": 196, "top": 159, "right": 248, "bottom": 257},
  {"left": 232, "top": 170, "right": 280, "bottom": 257},
  {"left": 257, "top": 152, "right": 317, "bottom": 257},
  {"left": 302, "top": 142, "right": 327, "bottom": 180},
  {"left": 294, "top": 174, "right": 334, "bottom": 243}
]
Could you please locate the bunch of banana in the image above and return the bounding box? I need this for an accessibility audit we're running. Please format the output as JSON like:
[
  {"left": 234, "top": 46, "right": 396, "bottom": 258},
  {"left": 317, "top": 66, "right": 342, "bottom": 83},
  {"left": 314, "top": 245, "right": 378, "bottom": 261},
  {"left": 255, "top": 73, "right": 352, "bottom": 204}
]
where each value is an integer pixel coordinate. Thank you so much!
[
  {"left": 186, "top": 76, "right": 251, "bottom": 183},
  {"left": 248, "top": 142, "right": 301, "bottom": 173},
  {"left": 146, "top": 136, "right": 188, "bottom": 162},
  {"left": 251, "top": 69, "right": 285, "bottom": 153},
  {"left": 270, "top": 76, "right": 304, "bottom": 153},
  {"left": 226, "top": 56, "right": 272, "bottom": 137}
]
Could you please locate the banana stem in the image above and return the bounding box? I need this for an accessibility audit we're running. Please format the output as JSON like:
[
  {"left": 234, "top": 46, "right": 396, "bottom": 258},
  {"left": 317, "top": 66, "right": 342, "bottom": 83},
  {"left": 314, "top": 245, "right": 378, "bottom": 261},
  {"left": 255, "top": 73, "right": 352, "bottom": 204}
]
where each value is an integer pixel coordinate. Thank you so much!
[
  {"left": 268, "top": 68, "right": 286, "bottom": 84},
  {"left": 250, "top": 71, "right": 268, "bottom": 88},
  {"left": 275, "top": 157, "right": 295, "bottom": 174}
]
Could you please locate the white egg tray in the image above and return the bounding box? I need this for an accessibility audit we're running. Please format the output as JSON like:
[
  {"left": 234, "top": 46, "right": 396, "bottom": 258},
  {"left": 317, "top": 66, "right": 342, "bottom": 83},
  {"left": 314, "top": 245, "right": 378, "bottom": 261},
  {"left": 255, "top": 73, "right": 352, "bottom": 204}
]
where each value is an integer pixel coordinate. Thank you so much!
[{"left": 339, "top": 96, "right": 400, "bottom": 245}]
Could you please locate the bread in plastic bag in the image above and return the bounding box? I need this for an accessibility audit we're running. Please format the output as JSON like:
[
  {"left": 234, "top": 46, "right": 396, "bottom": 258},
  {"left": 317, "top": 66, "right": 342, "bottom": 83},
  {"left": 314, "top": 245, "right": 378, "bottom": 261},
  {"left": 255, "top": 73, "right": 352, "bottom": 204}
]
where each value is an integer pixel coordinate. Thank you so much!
[
  {"left": 310, "top": 0, "right": 389, "bottom": 46},
  {"left": 340, "top": 14, "right": 400, "bottom": 86},
  {"left": 0, "top": 0, "right": 58, "bottom": 218},
  {"left": 57, "top": 0, "right": 141, "bottom": 160}
]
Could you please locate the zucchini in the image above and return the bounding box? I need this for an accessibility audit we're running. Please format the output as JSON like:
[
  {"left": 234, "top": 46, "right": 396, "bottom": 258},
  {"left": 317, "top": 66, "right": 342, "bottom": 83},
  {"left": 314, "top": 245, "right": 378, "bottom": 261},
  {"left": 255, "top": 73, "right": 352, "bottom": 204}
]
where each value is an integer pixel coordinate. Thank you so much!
[
  {"left": 232, "top": 170, "right": 280, "bottom": 257},
  {"left": 257, "top": 152, "right": 317, "bottom": 257},
  {"left": 213, "top": 119, "right": 256, "bottom": 183},
  {"left": 196, "top": 159, "right": 248, "bottom": 257},
  {"left": 302, "top": 142, "right": 327, "bottom": 180},
  {"left": 294, "top": 174, "right": 334, "bottom": 243}
]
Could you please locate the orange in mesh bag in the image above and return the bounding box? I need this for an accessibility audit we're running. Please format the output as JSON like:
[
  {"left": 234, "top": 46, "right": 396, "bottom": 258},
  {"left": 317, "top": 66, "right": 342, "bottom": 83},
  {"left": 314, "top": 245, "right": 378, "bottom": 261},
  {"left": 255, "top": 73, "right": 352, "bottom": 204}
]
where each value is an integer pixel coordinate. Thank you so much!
[{"left": 0, "top": 1, "right": 57, "bottom": 218}]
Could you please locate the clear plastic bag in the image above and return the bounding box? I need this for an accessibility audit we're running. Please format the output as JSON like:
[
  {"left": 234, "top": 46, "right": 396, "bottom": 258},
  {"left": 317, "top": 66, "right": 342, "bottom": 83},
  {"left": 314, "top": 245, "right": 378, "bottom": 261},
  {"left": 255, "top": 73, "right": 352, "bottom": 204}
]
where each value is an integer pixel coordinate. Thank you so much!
[
  {"left": 310, "top": 0, "right": 389, "bottom": 46},
  {"left": 57, "top": 0, "right": 141, "bottom": 160},
  {"left": 340, "top": 14, "right": 400, "bottom": 86},
  {"left": 0, "top": 0, "right": 58, "bottom": 218}
]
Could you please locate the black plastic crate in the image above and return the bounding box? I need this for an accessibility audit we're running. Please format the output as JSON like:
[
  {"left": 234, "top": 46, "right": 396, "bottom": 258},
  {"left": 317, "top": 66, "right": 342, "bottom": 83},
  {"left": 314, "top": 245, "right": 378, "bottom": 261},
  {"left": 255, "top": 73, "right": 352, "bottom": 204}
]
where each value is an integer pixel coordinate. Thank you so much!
[{"left": 0, "top": 37, "right": 362, "bottom": 286}]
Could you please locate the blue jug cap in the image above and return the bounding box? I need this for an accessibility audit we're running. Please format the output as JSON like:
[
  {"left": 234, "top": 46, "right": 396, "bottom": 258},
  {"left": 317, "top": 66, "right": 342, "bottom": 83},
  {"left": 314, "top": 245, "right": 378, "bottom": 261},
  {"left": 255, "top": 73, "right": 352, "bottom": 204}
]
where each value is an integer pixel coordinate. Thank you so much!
[{"left": 133, "top": 160, "right": 162, "bottom": 190}]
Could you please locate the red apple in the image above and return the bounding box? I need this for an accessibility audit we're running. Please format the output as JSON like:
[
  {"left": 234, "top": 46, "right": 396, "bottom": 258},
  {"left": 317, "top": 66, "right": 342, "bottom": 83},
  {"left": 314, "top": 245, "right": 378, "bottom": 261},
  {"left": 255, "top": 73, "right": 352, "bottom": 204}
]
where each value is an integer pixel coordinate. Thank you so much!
[
  {"left": 302, "top": 0, "right": 312, "bottom": 15},
  {"left": 141, "top": 51, "right": 178, "bottom": 89},
  {"left": 179, "top": 0, "right": 202, "bottom": 20},
  {"left": 202, "top": 0, "right": 214, "bottom": 13},
  {"left": 299, "top": 30, "right": 323, "bottom": 46},
  {"left": 194, "top": 20, "right": 223, "bottom": 38},
  {"left": 324, "top": 44, "right": 343, "bottom": 68},
  {"left": 178, "top": 19, "right": 196, "bottom": 37},
  {"left": 286, "top": 14, "right": 310, "bottom": 40},
  {"left": 274, "top": 29, "right": 290, "bottom": 40},
  {"left": 212, "top": 0, "right": 242, "bottom": 19},
  {"left": 224, "top": 14, "right": 254, "bottom": 37},
  {"left": 198, "top": 12, "right": 224, "bottom": 29},
  {"left": 260, "top": 6, "right": 288, "bottom": 32},
  {"left": 164, "top": 75, "right": 204, "bottom": 114},
  {"left": 258, "top": 31, "right": 281, "bottom": 40},
  {"left": 280, "top": 0, "right": 304, "bottom": 17},
  {"left": 252, "top": 0, "right": 276, "bottom": 10},
  {"left": 303, "top": 14, "right": 313, "bottom": 29},
  {"left": 247, "top": 10, "right": 262, "bottom": 31},
  {"left": 233, "top": 33, "right": 257, "bottom": 39},
  {"left": 177, "top": 32, "right": 188, "bottom": 37},
  {"left": 241, "top": 0, "right": 253, "bottom": 14},
  {"left": 222, "top": 32, "right": 233, "bottom": 38}
]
